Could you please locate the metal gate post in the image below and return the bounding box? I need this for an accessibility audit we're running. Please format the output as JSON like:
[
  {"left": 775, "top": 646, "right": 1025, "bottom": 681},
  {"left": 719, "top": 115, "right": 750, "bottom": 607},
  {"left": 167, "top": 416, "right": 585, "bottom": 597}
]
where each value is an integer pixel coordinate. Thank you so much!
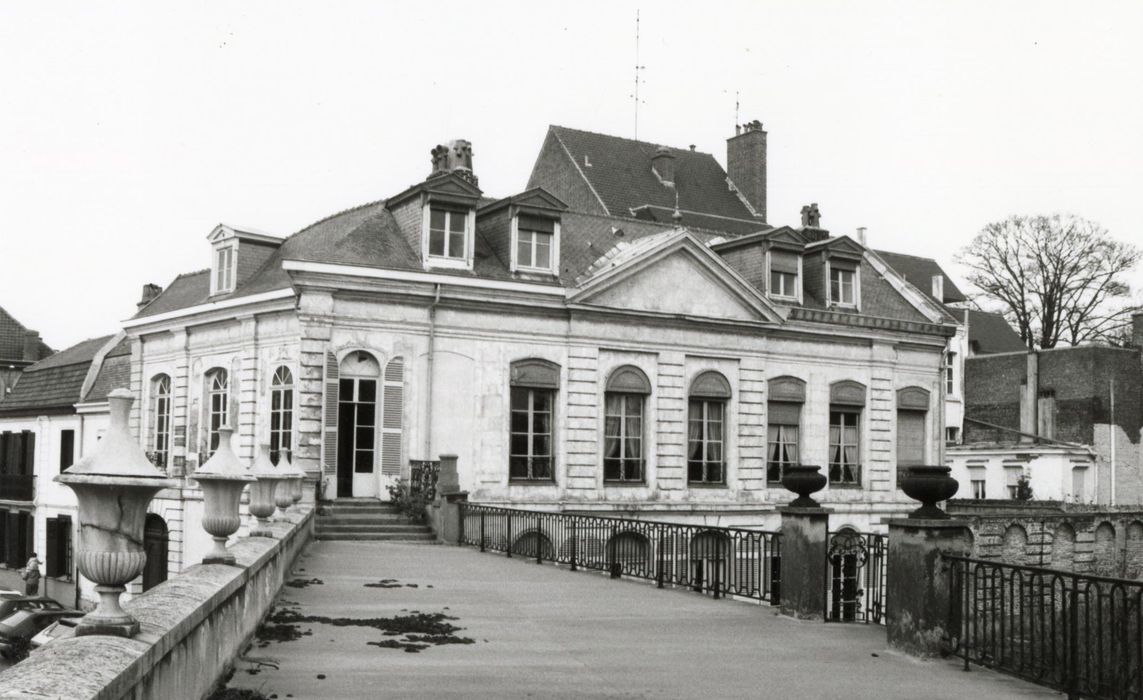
[
  {"left": 507, "top": 514, "right": 513, "bottom": 558},
  {"left": 570, "top": 520, "right": 578, "bottom": 572},
  {"left": 479, "top": 511, "right": 486, "bottom": 552}
]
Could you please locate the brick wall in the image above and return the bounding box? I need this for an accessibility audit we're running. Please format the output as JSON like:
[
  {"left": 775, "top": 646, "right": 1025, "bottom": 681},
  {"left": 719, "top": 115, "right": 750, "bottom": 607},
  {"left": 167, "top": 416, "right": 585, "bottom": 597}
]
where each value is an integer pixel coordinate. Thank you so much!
[
  {"left": 719, "top": 245, "right": 767, "bottom": 291},
  {"left": 478, "top": 207, "right": 513, "bottom": 271},
  {"left": 725, "top": 128, "right": 766, "bottom": 221},
  {"left": 526, "top": 131, "right": 608, "bottom": 215}
]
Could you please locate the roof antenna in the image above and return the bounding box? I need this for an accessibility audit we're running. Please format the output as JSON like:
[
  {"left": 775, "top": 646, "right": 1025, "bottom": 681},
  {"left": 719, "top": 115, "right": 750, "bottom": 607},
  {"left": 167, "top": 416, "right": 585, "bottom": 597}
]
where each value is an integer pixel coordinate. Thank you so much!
[
  {"left": 734, "top": 90, "right": 740, "bottom": 129},
  {"left": 632, "top": 9, "right": 645, "bottom": 140}
]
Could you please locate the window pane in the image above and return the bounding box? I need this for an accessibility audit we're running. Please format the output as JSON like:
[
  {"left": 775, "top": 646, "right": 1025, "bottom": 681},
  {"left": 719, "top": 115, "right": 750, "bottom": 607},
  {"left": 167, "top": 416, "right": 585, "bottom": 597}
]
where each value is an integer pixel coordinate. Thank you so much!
[
  {"left": 510, "top": 434, "right": 529, "bottom": 456},
  {"left": 430, "top": 228, "right": 446, "bottom": 256},
  {"left": 532, "top": 457, "right": 552, "bottom": 479},
  {"left": 532, "top": 435, "right": 550, "bottom": 457},
  {"left": 358, "top": 380, "right": 377, "bottom": 403},
  {"left": 532, "top": 411, "right": 550, "bottom": 435},
  {"left": 509, "top": 456, "right": 528, "bottom": 479},
  {"left": 449, "top": 231, "right": 465, "bottom": 258},
  {"left": 511, "top": 410, "right": 529, "bottom": 434},
  {"left": 517, "top": 236, "right": 532, "bottom": 266},
  {"left": 356, "top": 427, "right": 374, "bottom": 450},
  {"left": 534, "top": 235, "right": 551, "bottom": 268},
  {"left": 604, "top": 458, "right": 621, "bottom": 481},
  {"left": 354, "top": 450, "right": 373, "bottom": 472},
  {"left": 430, "top": 209, "right": 446, "bottom": 232},
  {"left": 510, "top": 388, "right": 528, "bottom": 410},
  {"left": 357, "top": 403, "right": 375, "bottom": 425},
  {"left": 532, "top": 391, "right": 552, "bottom": 413},
  {"left": 448, "top": 211, "right": 466, "bottom": 233},
  {"left": 339, "top": 378, "right": 354, "bottom": 398}
]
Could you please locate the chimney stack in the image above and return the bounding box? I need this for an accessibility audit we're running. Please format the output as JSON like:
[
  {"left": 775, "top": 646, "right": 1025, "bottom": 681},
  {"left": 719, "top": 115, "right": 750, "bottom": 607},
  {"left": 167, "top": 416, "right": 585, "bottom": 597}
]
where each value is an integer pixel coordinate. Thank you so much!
[
  {"left": 429, "top": 139, "right": 478, "bottom": 187},
  {"left": 931, "top": 275, "right": 945, "bottom": 302},
  {"left": 22, "top": 331, "right": 42, "bottom": 362},
  {"left": 138, "top": 283, "right": 163, "bottom": 310},
  {"left": 1132, "top": 311, "right": 1143, "bottom": 349},
  {"left": 856, "top": 227, "right": 867, "bottom": 247},
  {"left": 800, "top": 203, "right": 829, "bottom": 242},
  {"left": 652, "top": 146, "right": 676, "bottom": 186},
  {"left": 726, "top": 120, "right": 767, "bottom": 222}
]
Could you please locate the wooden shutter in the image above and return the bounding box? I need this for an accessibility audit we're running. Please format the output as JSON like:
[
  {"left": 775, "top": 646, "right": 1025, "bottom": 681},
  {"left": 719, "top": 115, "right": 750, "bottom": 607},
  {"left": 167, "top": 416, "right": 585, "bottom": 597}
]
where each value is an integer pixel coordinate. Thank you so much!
[
  {"left": 7, "top": 511, "right": 22, "bottom": 567},
  {"left": 45, "top": 517, "right": 60, "bottom": 578},
  {"left": 322, "top": 352, "right": 339, "bottom": 475},
  {"left": 381, "top": 357, "right": 404, "bottom": 476},
  {"left": 21, "top": 431, "right": 34, "bottom": 476},
  {"left": 60, "top": 430, "right": 75, "bottom": 472},
  {"left": 0, "top": 509, "right": 6, "bottom": 566}
]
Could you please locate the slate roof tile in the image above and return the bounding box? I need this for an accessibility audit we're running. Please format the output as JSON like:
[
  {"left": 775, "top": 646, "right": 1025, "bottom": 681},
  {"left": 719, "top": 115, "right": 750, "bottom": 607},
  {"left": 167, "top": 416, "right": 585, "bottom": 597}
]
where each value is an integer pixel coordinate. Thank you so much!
[
  {"left": 873, "top": 250, "right": 966, "bottom": 304},
  {"left": 947, "top": 308, "right": 1027, "bottom": 354},
  {"left": 0, "top": 335, "right": 113, "bottom": 414}
]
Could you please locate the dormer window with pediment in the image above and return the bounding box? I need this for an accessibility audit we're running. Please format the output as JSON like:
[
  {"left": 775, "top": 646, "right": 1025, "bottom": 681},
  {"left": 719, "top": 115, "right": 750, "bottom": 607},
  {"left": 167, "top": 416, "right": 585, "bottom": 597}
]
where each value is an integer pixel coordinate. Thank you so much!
[
  {"left": 513, "top": 213, "right": 560, "bottom": 274},
  {"left": 829, "top": 261, "right": 859, "bottom": 308},
  {"left": 804, "top": 235, "right": 864, "bottom": 311},
  {"left": 768, "top": 249, "right": 801, "bottom": 302},
  {"left": 213, "top": 244, "right": 236, "bottom": 295},
  {"left": 426, "top": 204, "right": 472, "bottom": 264}
]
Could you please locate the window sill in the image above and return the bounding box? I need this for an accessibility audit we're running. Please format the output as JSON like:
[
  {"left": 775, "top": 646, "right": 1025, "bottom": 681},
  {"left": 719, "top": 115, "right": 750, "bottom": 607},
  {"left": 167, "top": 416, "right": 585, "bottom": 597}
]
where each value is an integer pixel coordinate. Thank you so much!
[
  {"left": 513, "top": 266, "right": 557, "bottom": 277},
  {"left": 425, "top": 256, "right": 472, "bottom": 271},
  {"left": 687, "top": 482, "right": 728, "bottom": 489},
  {"left": 603, "top": 481, "right": 646, "bottom": 487},
  {"left": 508, "top": 479, "right": 556, "bottom": 485},
  {"left": 828, "top": 482, "right": 863, "bottom": 490}
]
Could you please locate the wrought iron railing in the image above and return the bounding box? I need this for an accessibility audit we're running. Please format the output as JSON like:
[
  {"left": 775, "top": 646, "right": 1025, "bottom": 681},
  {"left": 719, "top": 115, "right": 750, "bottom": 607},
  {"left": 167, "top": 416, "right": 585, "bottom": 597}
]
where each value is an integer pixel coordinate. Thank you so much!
[
  {"left": 826, "top": 530, "right": 887, "bottom": 624},
  {"left": 0, "top": 473, "right": 34, "bottom": 502},
  {"left": 458, "top": 503, "right": 781, "bottom": 602},
  {"left": 947, "top": 555, "right": 1143, "bottom": 699},
  {"left": 409, "top": 460, "right": 440, "bottom": 501}
]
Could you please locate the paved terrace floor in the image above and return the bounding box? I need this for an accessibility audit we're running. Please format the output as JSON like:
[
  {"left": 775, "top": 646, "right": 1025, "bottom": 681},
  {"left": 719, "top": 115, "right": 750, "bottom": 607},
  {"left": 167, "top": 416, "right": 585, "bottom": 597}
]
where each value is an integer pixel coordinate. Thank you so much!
[{"left": 230, "top": 541, "right": 1059, "bottom": 700}]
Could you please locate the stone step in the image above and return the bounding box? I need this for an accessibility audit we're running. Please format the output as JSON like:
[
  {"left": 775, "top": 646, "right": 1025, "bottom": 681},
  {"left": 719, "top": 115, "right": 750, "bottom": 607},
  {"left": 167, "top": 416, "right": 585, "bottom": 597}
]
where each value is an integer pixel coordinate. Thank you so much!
[
  {"left": 317, "top": 513, "right": 408, "bottom": 523},
  {"left": 315, "top": 532, "right": 439, "bottom": 542},
  {"left": 315, "top": 524, "right": 432, "bottom": 534}
]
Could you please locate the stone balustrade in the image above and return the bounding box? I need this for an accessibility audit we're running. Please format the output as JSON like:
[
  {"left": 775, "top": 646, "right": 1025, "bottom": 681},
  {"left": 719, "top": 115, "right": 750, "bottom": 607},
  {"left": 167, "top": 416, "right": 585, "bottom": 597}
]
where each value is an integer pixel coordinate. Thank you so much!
[{"left": 0, "top": 507, "right": 313, "bottom": 699}]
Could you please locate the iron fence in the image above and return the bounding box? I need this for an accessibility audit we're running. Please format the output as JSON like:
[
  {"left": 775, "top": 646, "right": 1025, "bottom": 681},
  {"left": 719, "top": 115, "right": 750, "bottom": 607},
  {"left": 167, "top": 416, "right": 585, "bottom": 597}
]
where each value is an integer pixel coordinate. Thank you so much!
[
  {"left": 409, "top": 460, "right": 440, "bottom": 501},
  {"left": 947, "top": 554, "right": 1143, "bottom": 699},
  {"left": 825, "top": 530, "right": 887, "bottom": 624},
  {"left": 459, "top": 503, "right": 781, "bottom": 603}
]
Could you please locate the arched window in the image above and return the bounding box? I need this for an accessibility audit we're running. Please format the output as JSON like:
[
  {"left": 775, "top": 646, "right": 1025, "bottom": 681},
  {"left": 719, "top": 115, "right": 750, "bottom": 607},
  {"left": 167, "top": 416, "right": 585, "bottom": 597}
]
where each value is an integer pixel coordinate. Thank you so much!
[
  {"left": 205, "top": 368, "right": 228, "bottom": 457},
  {"left": 688, "top": 371, "right": 731, "bottom": 485},
  {"left": 270, "top": 366, "right": 294, "bottom": 465},
  {"left": 509, "top": 359, "right": 559, "bottom": 481},
  {"left": 337, "top": 351, "right": 380, "bottom": 496},
  {"left": 604, "top": 366, "right": 651, "bottom": 483},
  {"left": 150, "top": 374, "right": 171, "bottom": 468}
]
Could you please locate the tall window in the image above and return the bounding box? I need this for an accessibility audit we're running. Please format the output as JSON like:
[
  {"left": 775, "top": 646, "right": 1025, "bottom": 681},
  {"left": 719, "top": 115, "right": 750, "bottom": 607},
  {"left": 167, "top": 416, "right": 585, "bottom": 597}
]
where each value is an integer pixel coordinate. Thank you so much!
[
  {"left": 59, "top": 429, "right": 75, "bottom": 473},
  {"left": 830, "top": 265, "right": 856, "bottom": 306},
  {"left": 972, "top": 479, "right": 986, "bottom": 499},
  {"left": 946, "top": 352, "right": 956, "bottom": 395},
  {"left": 214, "top": 246, "right": 234, "bottom": 293},
  {"left": 45, "top": 515, "right": 72, "bottom": 579},
  {"left": 829, "top": 411, "right": 861, "bottom": 485},
  {"left": 150, "top": 374, "right": 171, "bottom": 468},
  {"left": 509, "top": 359, "right": 559, "bottom": 481},
  {"left": 339, "top": 374, "right": 377, "bottom": 475},
  {"left": 270, "top": 366, "right": 294, "bottom": 464},
  {"left": 767, "top": 377, "right": 804, "bottom": 484},
  {"left": 896, "top": 387, "right": 929, "bottom": 486},
  {"left": 603, "top": 366, "right": 650, "bottom": 483},
  {"left": 205, "top": 369, "right": 228, "bottom": 457},
  {"left": 428, "top": 207, "right": 468, "bottom": 259},
  {"left": 688, "top": 371, "right": 731, "bottom": 485},
  {"left": 515, "top": 215, "right": 555, "bottom": 271}
]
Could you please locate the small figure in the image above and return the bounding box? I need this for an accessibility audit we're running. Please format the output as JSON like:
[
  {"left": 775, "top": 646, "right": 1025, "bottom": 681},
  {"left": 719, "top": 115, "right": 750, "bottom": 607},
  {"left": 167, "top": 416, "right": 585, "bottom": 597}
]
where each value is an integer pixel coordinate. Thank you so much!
[{"left": 22, "top": 552, "right": 41, "bottom": 596}]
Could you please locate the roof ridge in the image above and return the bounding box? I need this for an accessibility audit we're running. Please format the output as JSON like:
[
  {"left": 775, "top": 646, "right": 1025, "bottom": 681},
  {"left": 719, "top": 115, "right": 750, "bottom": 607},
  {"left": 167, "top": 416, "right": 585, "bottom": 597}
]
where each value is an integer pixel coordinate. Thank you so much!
[
  {"left": 25, "top": 334, "right": 115, "bottom": 371},
  {"left": 550, "top": 124, "right": 715, "bottom": 157},
  {"left": 872, "top": 248, "right": 940, "bottom": 263}
]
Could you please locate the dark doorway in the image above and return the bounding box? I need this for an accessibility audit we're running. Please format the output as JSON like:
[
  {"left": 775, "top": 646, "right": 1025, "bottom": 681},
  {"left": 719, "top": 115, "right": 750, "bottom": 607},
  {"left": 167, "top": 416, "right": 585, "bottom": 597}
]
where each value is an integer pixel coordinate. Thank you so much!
[
  {"left": 336, "top": 352, "right": 380, "bottom": 497},
  {"left": 142, "top": 514, "right": 168, "bottom": 591}
]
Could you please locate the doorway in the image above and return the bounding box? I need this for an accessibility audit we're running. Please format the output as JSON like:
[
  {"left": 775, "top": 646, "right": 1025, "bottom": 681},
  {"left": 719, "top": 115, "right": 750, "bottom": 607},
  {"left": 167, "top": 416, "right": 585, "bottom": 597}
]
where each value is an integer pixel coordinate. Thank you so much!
[
  {"left": 337, "top": 351, "right": 380, "bottom": 498},
  {"left": 142, "top": 514, "right": 168, "bottom": 591}
]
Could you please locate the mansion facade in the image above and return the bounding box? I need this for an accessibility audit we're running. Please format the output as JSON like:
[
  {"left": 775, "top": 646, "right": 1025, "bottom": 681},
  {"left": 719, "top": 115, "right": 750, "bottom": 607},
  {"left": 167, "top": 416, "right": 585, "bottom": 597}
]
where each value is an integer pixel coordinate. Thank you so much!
[{"left": 119, "top": 123, "right": 959, "bottom": 531}]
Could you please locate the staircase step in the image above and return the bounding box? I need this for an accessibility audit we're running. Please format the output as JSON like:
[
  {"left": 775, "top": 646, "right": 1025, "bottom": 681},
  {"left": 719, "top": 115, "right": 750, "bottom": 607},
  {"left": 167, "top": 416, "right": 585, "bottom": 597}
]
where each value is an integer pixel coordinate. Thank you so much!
[
  {"left": 316, "top": 532, "right": 439, "bottom": 542},
  {"left": 318, "top": 513, "right": 408, "bottom": 523},
  {"left": 316, "top": 524, "right": 432, "bottom": 534}
]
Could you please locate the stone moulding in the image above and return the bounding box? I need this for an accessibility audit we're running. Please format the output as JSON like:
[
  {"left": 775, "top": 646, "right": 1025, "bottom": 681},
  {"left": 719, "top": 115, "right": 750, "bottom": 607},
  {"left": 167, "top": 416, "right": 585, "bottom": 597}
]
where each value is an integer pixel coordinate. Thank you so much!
[{"left": 0, "top": 508, "right": 314, "bottom": 699}]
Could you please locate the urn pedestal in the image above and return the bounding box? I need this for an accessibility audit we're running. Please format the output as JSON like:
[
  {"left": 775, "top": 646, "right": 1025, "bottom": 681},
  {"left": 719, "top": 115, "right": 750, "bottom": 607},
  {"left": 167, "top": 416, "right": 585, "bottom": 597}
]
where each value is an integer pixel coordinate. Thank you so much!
[
  {"left": 780, "top": 464, "right": 828, "bottom": 508},
  {"left": 899, "top": 466, "right": 959, "bottom": 519},
  {"left": 249, "top": 444, "right": 290, "bottom": 537},
  {"left": 55, "top": 389, "right": 177, "bottom": 638},
  {"left": 193, "top": 426, "right": 254, "bottom": 565}
]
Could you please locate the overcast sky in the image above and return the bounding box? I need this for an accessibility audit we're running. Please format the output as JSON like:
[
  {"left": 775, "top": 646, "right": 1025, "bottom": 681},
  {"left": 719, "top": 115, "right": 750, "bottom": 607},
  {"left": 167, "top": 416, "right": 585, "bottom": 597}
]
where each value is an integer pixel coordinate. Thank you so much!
[{"left": 2, "top": 1, "right": 1141, "bottom": 350}]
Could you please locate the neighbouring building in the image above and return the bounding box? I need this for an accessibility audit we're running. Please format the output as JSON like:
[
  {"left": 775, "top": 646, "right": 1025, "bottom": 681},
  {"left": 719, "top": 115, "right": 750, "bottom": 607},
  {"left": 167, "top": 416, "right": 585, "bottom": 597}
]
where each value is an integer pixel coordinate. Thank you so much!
[
  {"left": 0, "top": 305, "right": 53, "bottom": 399},
  {"left": 0, "top": 330, "right": 213, "bottom": 607},
  {"left": 948, "top": 315, "right": 1143, "bottom": 505},
  {"left": 119, "top": 121, "right": 960, "bottom": 533}
]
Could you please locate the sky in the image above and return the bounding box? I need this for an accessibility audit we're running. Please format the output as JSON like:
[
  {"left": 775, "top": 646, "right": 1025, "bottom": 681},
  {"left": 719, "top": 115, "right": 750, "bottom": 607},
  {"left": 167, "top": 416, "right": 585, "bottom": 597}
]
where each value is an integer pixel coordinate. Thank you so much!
[{"left": 1, "top": 1, "right": 1141, "bottom": 350}]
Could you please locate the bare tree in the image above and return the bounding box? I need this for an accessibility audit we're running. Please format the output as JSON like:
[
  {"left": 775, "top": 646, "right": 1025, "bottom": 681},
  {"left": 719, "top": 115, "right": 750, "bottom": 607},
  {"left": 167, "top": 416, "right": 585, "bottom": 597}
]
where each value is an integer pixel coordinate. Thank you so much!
[{"left": 957, "top": 214, "right": 1140, "bottom": 349}]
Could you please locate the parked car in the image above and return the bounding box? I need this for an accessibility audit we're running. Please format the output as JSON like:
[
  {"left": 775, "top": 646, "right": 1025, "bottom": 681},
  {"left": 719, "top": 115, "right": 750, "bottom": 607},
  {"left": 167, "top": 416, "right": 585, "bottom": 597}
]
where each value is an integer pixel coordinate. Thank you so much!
[
  {"left": 0, "top": 596, "right": 62, "bottom": 624},
  {"left": 0, "top": 587, "right": 22, "bottom": 599},
  {"left": 0, "top": 607, "right": 82, "bottom": 658},
  {"left": 29, "top": 615, "right": 80, "bottom": 649}
]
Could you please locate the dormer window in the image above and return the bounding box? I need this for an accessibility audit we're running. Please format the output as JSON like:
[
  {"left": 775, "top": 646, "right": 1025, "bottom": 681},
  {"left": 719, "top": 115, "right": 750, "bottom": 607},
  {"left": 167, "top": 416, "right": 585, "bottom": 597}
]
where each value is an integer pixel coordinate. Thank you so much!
[
  {"left": 423, "top": 203, "right": 474, "bottom": 270},
  {"left": 513, "top": 214, "right": 559, "bottom": 273},
  {"left": 830, "top": 264, "right": 857, "bottom": 307},
  {"left": 768, "top": 250, "right": 800, "bottom": 301},
  {"left": 213, "top": 245, "right": 236, "bottom": 294}
]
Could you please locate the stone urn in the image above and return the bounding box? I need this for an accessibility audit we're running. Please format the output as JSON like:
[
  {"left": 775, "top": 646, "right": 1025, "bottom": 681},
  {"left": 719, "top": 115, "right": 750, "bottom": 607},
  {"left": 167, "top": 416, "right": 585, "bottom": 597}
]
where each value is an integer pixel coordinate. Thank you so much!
[
  {"left": 55, "top": 389, "right": 178, "bottom": 637},
  {"left": 900, "top": 465, "right": 960, "bottom": 519},
  {"left": 192, "top": 425, "right": 254, "bottom": 565},
  {"left": 282, "top": 453, "right": 305, "bottom": 509},
  {"left": 780, "top": 464, "right": 828, "bottom": 508},
  {"left": 249, "top": 444, "right": 290, "bottom": 536},
  {"left": 273, "top": 451, "right": 305, "bottom": 519}
]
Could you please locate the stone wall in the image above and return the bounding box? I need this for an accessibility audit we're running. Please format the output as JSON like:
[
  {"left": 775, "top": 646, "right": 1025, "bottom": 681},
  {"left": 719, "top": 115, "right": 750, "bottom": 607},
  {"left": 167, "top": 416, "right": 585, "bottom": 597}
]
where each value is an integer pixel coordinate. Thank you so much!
[{"left": 0, "top": 508, "right": 313, "bottom": 700}]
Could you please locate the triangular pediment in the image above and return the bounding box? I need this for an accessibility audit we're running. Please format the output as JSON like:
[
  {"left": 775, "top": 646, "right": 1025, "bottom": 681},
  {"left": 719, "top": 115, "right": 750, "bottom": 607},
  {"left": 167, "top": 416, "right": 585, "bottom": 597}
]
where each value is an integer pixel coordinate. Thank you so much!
[
  {"left": 570, "top": 231, "right": 785, "bottom": 323},
  {"left": 511, "top": 187, "right": 567, "bottom": 212},
  {"left": 764, "top": 227, "right": 808, "bottom": 247},
  {"left": 810, "top": 235, "right": 866, "bottom": 257},
  {"left": 424, "top": 172, "right": 483, "bottom": 199}
]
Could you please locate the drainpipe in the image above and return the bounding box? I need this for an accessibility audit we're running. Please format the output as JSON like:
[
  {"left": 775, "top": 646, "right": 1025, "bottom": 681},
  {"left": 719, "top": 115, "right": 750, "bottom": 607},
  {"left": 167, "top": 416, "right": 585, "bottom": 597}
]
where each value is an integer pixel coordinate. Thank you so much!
[
  {"left": 423, "top": 284, "right": 442, "bottom": 459},
  {"left": 1110, "top": 378, "right": 1117, "bottom": 505},
  {"left": 938, "top": 347, "right": 947, "bottom": 468}
]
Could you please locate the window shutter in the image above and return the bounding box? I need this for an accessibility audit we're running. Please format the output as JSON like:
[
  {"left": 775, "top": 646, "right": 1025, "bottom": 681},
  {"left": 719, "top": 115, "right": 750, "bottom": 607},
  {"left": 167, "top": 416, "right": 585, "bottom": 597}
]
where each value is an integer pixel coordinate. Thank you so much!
[
  {"left": 381, "top": 357, "right": 404, "bottom": 477},
  {"left": 60, "top": 430, "right": 75, "bottom": 472},
  {"left": 770, "top": 251, "right": 799, "bottom": 274},
  {"left": 21, "top": 431, "right": 34, "bottom": 475},
  {"left": 322, "top": 352, "right": 339, "bottom": 475},
  {"left": 0, "top": 509, "right": 6, "bottom": 566},
  {"left": 768, "top": 402, "right": 801, "bottom": 425},
  {"left": 46, "top": 518, "right": 60, "bottom": 578},
  {"left": 7, "top": 511, "right": 21, "bottom": 568},
  {"left": 518, "top": 214, "right": 555, "bottom": 233}
]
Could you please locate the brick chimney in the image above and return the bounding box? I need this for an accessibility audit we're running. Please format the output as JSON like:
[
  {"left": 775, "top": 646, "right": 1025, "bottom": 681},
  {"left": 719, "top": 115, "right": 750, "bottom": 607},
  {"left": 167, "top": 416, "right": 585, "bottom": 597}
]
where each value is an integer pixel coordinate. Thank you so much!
[
  {"left": 652, "top": 146, "right": 676, "bottom": 186},
  {"left": 931, "top": 275, "right": 945, "bottom": 301},
  {"left": 800, "top": 203, "right": 829, "bottom": 242},
  {"left": 1133, "top": 311, "right": 1143, "bottom": 349},
  {"left": 726, "top": 120, "right": 767, "bottom": 221},
  {"left": 137, "top": 283, "right": 163, "bottom": 310},
  {"left": 22, "top": 330, "right": 42, "bottom": 362},
  {"left": 430, "top": 139, "right": 478, "bottom": 187}
]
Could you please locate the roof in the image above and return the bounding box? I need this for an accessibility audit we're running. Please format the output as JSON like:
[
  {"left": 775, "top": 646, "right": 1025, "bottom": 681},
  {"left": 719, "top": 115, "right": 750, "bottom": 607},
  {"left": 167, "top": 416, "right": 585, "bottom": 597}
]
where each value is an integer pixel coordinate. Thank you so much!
[
  {"left": 947, "top": 308, "right": 1028, "bottom": 354},
  {"left": 873, "top": 250, "right": 966, "bottom": 304},
  {"left": 0, "top": 306, "right": 52, "bottom": 365},
  {"left": 0, "top": 335, "right": 113, "bottom": 414},
  {"left": 539, "top": 125, "right": 763, "bottom": 224},
  {"left": 82, "top": 336, "right": 132, "bottom": 403}
]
